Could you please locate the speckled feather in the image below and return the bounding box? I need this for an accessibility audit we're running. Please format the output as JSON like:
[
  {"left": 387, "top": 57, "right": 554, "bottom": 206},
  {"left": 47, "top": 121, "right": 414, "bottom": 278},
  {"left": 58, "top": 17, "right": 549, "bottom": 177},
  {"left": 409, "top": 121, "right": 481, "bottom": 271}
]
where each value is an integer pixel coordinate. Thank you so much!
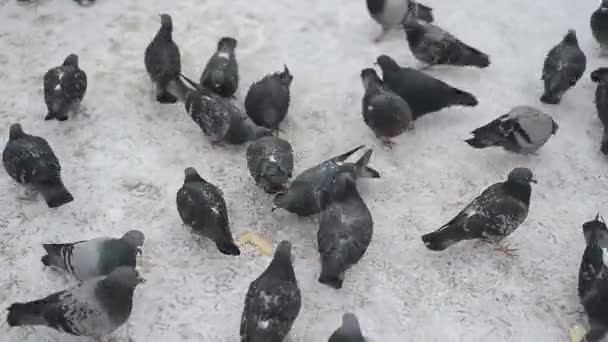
[
  {"left": 541, "top": 30, "right": 586, "bottom": 104},
  {"left": 200, "top": 38, "right": 239, "bottom": 98},
  {"left": 43, "top": 55, "right": 87, "bottom": 121},
  {"left": 246, "top": 136, "right": 294, "bottom": 193},
  {"left": 144, "top": 15, "right": 181, "bottom": 91},
  {"left": 244, "top": 66, "right": 292, "bottom": 130}
]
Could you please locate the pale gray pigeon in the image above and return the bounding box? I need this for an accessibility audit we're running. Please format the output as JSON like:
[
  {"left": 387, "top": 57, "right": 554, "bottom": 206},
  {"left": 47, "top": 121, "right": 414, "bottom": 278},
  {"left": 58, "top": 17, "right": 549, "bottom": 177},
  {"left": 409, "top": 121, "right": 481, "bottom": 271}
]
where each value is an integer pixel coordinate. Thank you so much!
[
  {"left": 41, "top": 230, "right": 145, "bottom": 281},
  {"left": 591, "top": 1, "right": 608, "bottom": 48},
  {"left": 541, "top": 29, "right": 587, "bottom": 104},
  {"left": 201, "top": 37, "right": 239, "bottom": 98},
  {"left": 328, "top": 313, "right": 366, "bottom": 342},
  {"left": 246, "top": 136, "right": 294, "bottom": 194},
  {"left": 3, "top": 123, "right": 73, "bottom": 208},
  {"left": 244, "top": 65, "right": 293, "bottom": 131},
  {"left": 465, "top": 106, "right": 558, "bottom": 154},
  {"left": 240, "top": 240, "right": 301, "bottom": 342},
  {"left": 366, "top": 0, "right": 433, "bottom": 42},
  {"left": 591, "top": 68, "right": 608, "bottom": 156},
  {"left": 421, "top": 168, "right": 536, "bottom": 254},
  {"left": 43, "top": 54, "right": 87, "bottom": 121},
  {"left": 272, "top": 145, "right": 380, "bottom": 217},
  {"left": 376, "top": 54, "right": 478, "bottom": 118},
  {"left": 176, "top": 167, "right": 240, "bottom": 256},
  {"left": 318, "top": 173, "right": 373, "bottom": 289},
  {"left": 361, "top": 68, "right": 413, "bottom": 148},
  {"left": 6, "top": 267, "right": 144, "bottom": 338}
]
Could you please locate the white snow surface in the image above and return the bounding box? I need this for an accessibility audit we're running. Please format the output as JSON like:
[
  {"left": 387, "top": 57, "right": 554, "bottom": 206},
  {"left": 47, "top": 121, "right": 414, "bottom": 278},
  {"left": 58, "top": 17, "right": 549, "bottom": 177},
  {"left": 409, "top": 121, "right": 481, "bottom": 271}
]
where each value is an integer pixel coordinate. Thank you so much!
[{"left": 0, "top": 0, "right": 607, "bottom": 341}]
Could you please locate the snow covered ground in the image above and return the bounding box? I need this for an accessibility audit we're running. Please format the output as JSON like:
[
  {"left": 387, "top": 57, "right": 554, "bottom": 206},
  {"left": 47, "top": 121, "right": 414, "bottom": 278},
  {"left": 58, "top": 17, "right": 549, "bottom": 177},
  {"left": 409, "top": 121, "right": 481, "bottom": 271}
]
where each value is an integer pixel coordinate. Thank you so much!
[{"left": 0, "top": 0, "right": 607, "bottom": 341}]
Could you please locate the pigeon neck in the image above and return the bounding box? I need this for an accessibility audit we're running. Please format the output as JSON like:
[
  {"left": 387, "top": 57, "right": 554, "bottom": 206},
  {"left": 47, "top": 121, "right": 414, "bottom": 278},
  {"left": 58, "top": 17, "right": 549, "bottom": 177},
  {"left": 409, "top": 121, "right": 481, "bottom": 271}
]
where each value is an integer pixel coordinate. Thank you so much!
[
  {"left": 264, "top": 255, "right": 296, "bottom": 282},
  {"left": 503, "top": 181, "right": 531, "bottom": 205},
  {"left": 95, "top": 279, "right": 135, "bottom": 324},
  {"left": 157, "top": 26, "right": 173, "bottom": 41},
  {"left": 563, "top": 33, "right": 578, "bottom": 46},
  {"left": 366, "top": 0, "right": 383, "bottom": 15}
]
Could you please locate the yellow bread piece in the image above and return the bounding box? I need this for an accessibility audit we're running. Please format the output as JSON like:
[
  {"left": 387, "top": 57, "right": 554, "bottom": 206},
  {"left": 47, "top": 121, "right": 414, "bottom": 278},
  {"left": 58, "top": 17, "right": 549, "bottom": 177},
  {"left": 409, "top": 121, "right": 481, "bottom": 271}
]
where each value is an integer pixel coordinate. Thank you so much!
[
  {"left": 569, "top": 324, "right": 586, "bottom": 342},
  {"left": 238, "top": 231, "right": 274, "bottom": 256}
]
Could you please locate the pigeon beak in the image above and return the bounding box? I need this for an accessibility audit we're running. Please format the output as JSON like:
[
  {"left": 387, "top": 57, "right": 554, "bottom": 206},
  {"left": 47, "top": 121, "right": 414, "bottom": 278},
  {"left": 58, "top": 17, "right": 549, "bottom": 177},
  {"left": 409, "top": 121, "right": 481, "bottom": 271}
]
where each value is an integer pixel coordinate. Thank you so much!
[{"left": 530, "top": 178, "right": 538, "bottom": 184}]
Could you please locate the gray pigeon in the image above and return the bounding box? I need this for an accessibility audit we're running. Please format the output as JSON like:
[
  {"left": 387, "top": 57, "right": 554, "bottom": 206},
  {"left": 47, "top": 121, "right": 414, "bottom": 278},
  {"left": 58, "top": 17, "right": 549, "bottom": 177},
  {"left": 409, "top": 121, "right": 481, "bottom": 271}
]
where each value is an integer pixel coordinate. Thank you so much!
[
  {"left": 41, "top": 230, "right": 145, "bottom": 281},
  {"left": 240, "top": 240, "right": 301, "bottom": 342},
  {"left": 272, "top": 145, "right": 380, "bottom": 217},
  {"left": 185, "top": 87, "right": 272, "bottom": 145},
  {"left": 176, "top": 167, "right": 240, "bottom": 256},
  {"left": 402, "top": 13, "right": 490, "bottom": 68},
  {"left": 201, "top": 37, "right": 239, "bottom": 98},
  {"left": 578, "top": 214, "right": 608, "bottom": 342},
  {"left": 3, "top": 123, "right": 73, "bottom": 208},
  {"left": 318, "top": 173, "right": 373, "bottom": 289},
  {"left": 421, "top": 167, "right": 536, "bottom": 254},
  {"left": 591, "top": 68, "right": 608, "bottom": 156},
  {"left": 361, "top": 68, "right": 413, "bottom": 148},
  {"left": 6, "top": 266, "right": 144, "bottom": 338},
  {"left": 244, "top": 65, "right": 293, "bottom": 131},
  {"left": 145, "top": 14, "right": 187, "bottom": 104},
  {"left": 246, "top": 136, "right": 294, "bottom": 194},
  {"left": 328, "top": 313, "right": 366, "bottom": 342},
  {"left": 43, "top": 54, "right": 87, "bottom": 121},
  {"left": 376, "top": 54, "right": 478, "bottom": 118},
  {"left": 541, "top": 29, "right": 587, "bottom": 104},
  {"left": 591, "top": 1, "right": 608, "bottom": 48},
  {"left": 367, "top": 0, "right": 433, "bottom": 42},
  {"left": 465, "top": 106, "right": 558, "bottom": 154}
]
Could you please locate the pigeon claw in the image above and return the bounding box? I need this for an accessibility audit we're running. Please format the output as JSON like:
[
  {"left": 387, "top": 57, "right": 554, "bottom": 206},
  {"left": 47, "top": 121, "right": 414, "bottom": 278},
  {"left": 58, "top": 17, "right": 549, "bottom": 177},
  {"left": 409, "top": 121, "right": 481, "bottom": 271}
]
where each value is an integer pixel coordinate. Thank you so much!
[
  {"left": 380, "top": 137, "right": 396, "bottom": 150},
  {"left": 494, "top": 243, "right": 518, "bottom": 257}
]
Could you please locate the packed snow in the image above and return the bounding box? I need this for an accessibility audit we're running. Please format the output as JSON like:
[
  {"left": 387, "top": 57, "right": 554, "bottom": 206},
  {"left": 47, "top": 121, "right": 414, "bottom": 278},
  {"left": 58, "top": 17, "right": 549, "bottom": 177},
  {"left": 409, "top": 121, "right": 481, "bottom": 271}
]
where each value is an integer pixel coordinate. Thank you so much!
[{"left": 0, "top": 0, "right": 607, "bottom": 341}]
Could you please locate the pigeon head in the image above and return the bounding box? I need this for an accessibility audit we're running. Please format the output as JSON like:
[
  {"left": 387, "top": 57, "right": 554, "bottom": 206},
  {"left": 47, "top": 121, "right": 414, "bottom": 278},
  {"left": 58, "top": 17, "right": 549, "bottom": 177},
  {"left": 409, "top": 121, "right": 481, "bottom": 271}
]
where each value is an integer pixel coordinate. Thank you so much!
[
  {"left": 266, "top": 240, "right": 296, "bottom": 279},
  {"left": 104, "top": 267, "right": 146, "bottom": 289},
  {"left": 360, "top": 68, "right": 382, "bottom": 91},
  {"left": 8, "top": 123, "right": 25, "bottom": 140},
  {"left": 339, "top": 313, "right": 365, "bottom": 340},
  {"left": 591, "top": 68, "right": 608, "bottom": 83},
  {"left": 217, "top": 37, "right": 237, "bottom": 52},
  {"left": 184, "top": 167, "right": 204, "bottom": 182},
  {"left": 279, "top": 64, "right": 294, "bottom": 86},
  {"left": 507, "top": 167, "right": 536, "bottom": 185},
  {"left": 121, "top": 230, "right": 145, "bottom": 251},
  {"left": 159, "top": 14, "right": 173, "bottom": 31},
  {"left": 63, "top": 54, "right": 79, "bottom": 67},
  {"left": 260, "top": 161, "right": 291, "bottom": 194},
  {"left": 376, "top": 55, "right": 400, "bottom": 72},
  {"left": 583, "top": 214, "right": 608, "bottom": 246},
  {"left": 562, "top": 29, "right": 578, "bottom": 45}
]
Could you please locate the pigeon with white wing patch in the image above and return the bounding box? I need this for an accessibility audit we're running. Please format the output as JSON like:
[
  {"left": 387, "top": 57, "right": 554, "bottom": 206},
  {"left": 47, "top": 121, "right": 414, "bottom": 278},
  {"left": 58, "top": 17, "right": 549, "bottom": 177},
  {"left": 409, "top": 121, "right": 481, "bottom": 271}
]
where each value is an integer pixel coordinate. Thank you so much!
[
  {"left": 367, "top": 0, "right": 433, "bottom": 42},
  {"left": 43, "top": 54, "right": 87, "bottom": 121},
  {"left": 246, "top": 136, "right": 294, "bottom": 194},
  {"left": 200, "top": 37, "right": 239, "bottom": 98}
]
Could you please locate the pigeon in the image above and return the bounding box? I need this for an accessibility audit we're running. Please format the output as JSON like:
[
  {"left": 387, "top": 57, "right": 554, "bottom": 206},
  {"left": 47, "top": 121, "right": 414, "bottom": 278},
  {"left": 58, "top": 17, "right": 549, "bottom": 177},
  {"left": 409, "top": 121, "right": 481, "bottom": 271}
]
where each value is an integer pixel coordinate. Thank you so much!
[
  {"left": 376, "top": 54, "right": 478, "bottom": 118},
  {"left": 145, "top": 14, "right": 188, "bottom": 104},
  {"left": 366, "top": 0, "right": 434, "bottom": 42},
  {"left": 318, "top": 173, "right": 373, "bottom": 289},
  {"left": 591, "top": 68, "right": 608, "bottom": 156},
  {"left": 240, "top": 240, "right": 301, "bottom": 342},
  {"left": 244, "top": 65, "right": 293, "bottom": 131},
  {"left": 41, "top": 230, "right": 145, "bottom": 281},
  {"left": 591, "top": 0, "right": 608, "bottom": 48},
  {"left": 328, "top": 313, "right": 366, "bottom": 342},
  {"left": 578, "top": 214, "right": 608, "bottom": 342},
  {"left": 421, "top": 167, "right": 536, "bottom": 254},
  {"left": 361, "top": 68, "right": 413, "bottom": 148},
  {"left": 185, "top": 87, "right": 272, "bottom": 145},
  {"left": 246, "top": 136, "right": 294, "bottom": 194},
  {"left": 402, "top": 12, "right": 490, "bottom": 68},
  {"left": 3, "top": 123, "right": 73, "bottom": 208},
  {"left": 540, "top": 29, "right": 587, "bottom": 104},
  {"left": 273, "top": 145, "right": 380, "bottom": 217},
  {"left": 43, "top": 54, "right": 87, "bottom": 121},
  {"left": 176, "top": 167, "right": 240, "bottom": 256},
  {"left": 465, "top": 106, "right": 558, "bottom": 154},
  {"left": 200, "top": 37, "right": 239, "bottom": 98},
  {"left": 6, "top": 266, "right": 144, "bottom": 338}
]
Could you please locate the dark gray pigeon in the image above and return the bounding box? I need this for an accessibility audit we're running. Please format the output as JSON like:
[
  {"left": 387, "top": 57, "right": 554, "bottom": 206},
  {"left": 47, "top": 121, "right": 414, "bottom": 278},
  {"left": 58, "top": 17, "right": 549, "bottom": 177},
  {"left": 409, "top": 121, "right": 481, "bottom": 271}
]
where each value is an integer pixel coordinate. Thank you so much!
[
  {"left": 402, "top": 13, "right": 490, "bottom": 68},
  {"left": 541, "top": 30, "right": 587, "bottom": 104},
  {"left": 318, "top": 173, "right": 373, "bottom": 289},
  {"left": 421, "top": 167, "right": 536, "bottom": 254},
  {"left": 376, "top": 54, "right": 478, "bottom": 118},
  {"left": 592, "top": 1, "right": 608, "bottom": 48},
  {"left": 41, "top": 230, "right": 145, "bottom": 281},
  {"left": 185, "top": 87, "right": 272, "bottom": 145},
  {"left": 246, "top": 136, "right": 294, "bottom": 194},
  {"left": 145, "top": 14, "right": 187, "bottom": 104},
  {"left": 43, "top": 54, "right": 87, "bottom": 121},
  {"left": 366, "top": 0, "right": 434, "bottom": 42},
  {"left": 176, "top": 167, "right": 240, "bottom": 256},
  {"left": 361, "top": 68, "right": 413, "bottom": 148},
  {"left": 244, "top": 65, "right": 293, "bottom": 131},
  {"left": 328, "top": 313, "right": 366, "bottom": 342},
  {"left": 578, "top": 214, "right": 608, "bottom": 342},
  {"left": 240, "top": 240, "right": 301, "bottom": 342},
  {"left": 465, "top": 105, "right": 558, "bottom": 154},
  {"left": 201, "top": 37, "right": 239, "bottom": 98},
  {"left": 272, "top": 145, "right": 380, "bottom": 217},
  {"left": 591, "top": 68, "right": 608, "bottom": 156},
  {"left": 6, "top": 266, "right": 144, "bottom": 338},
  {"left": 2, "top": 123, "right": 73, "bottom": 208}
]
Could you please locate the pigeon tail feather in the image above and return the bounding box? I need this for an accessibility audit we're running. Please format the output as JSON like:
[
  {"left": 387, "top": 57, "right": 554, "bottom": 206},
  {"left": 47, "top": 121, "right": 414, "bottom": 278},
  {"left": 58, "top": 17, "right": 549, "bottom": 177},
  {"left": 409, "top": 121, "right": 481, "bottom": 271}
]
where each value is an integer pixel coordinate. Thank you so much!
[
  {"left": 216, "top": 240, "right": 241, "bottom": 256},
  {"left": 41, "top": 244, "right": 66, "bottom": 268},
  {"left": 450, "top": 89, "right": 478, "bottom": 107},
  {"left": 421, "top": 224, "right": 464, "bottom": 251},
  {"left": 461, "top": 49, "right": 490, "bottom": 68},
  {"left": 540, "top": 92, "right": 560, "bottom": 105},
  {"left": 38, "top": 182, "right": 73, "bottom": 208},
  {"left": 414, "top": 2, "right": 434, "bottom": 23},
  {"left": 7, "top": 302, "right": 47, "bottom": 327},
  {"left": 355, "top": 149, "right": 380, "bottom": 178}
]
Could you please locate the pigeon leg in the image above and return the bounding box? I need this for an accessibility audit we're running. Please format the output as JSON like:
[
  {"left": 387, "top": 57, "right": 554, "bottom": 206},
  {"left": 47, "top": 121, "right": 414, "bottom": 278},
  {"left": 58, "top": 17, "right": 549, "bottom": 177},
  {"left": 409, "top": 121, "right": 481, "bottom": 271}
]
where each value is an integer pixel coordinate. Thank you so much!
[
  {"left": 373, "top": 27, "right": 390, "bottom": 43},
  {"left": 18, "top": 186, "right": 39, "bottom": 201},
  {"left": 494, "top": 242, "right": 518, "bottom": 256},
  {"left": 379, "top": 137, "right": 396, "bottom": 149}
]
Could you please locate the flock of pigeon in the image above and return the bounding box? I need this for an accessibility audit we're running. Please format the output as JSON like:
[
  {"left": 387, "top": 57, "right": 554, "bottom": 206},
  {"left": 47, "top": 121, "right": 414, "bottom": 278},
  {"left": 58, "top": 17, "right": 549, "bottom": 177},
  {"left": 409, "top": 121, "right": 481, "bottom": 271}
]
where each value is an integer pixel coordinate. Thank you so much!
[{"left": 4, "top": 0, "right": 608, "bottom": 341}]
